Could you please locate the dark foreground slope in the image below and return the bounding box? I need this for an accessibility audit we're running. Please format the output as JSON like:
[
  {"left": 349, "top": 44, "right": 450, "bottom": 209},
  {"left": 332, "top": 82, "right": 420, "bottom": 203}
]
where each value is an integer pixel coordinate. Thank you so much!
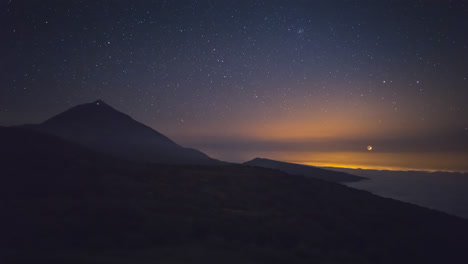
[
  {"left": 1, "top": 127, "right": 468, "bottom": 264},
  {"left": 244, "top": 158, "right": 366, "bottom": 183},
  {"left": 24, "top": 100, "right": 222, "bottom": 165}
]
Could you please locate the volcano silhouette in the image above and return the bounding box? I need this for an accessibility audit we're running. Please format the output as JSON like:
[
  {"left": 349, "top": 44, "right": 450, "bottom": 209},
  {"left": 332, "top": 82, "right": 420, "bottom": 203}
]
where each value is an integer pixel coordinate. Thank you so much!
[{"left": 27, "top": 100, "right": 222, "bottom": 165}]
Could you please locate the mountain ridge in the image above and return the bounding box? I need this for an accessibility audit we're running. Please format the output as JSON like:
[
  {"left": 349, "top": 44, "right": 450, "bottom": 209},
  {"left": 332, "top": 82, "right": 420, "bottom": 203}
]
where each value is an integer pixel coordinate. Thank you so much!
[
  {"left": 244, "top": 157, "right": 366, "bottom": 183},
  {"left": 22, "top": 100, "right": 223, "bottom": 165}
]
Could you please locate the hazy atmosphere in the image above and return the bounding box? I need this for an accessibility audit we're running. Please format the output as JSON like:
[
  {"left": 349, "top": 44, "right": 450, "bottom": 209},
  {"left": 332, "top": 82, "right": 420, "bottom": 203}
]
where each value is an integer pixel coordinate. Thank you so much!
[
  {"left": 1, "top": 0, "right": 467, "bottom": 171},
  {"left": 3, "top": 1, "right": 468, "bottom": 263}
]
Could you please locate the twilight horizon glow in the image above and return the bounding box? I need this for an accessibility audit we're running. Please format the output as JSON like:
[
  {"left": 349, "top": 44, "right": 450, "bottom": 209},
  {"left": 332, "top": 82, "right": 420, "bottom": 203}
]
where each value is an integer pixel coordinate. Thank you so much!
[{"left": 1, "top": 0, "right": 467, "bottom": 171}]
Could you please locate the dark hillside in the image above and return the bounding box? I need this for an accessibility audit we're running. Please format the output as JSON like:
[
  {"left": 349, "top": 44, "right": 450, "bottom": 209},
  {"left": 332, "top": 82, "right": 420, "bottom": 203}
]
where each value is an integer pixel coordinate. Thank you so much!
[
  {"left": 1, "top": 127, "right": 467, "bottom": 263},
  {"left": 244, "top": 158, "right": 366, "bottom": 183}
]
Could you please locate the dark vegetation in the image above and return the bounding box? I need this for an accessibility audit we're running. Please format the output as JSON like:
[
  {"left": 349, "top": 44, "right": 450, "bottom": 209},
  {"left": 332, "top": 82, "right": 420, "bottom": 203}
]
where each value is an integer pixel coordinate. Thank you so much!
[
  {"left": 1, "top": 126, "right": 468, "bottom": 263},
  {"left": 244, "top": 158, "right": 366, "bottom": 183}
]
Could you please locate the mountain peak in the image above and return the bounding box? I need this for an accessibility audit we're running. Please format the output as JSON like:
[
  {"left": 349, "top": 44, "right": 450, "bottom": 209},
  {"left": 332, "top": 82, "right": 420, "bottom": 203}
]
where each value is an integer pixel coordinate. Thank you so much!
[
  {"left": 81, "top": 99, "right": 115, "bottom": 111},
  {"left": 33, "top": 100, "right": 222, "bottom": 165},
  {"left": 84, "top": 99, "right": 120, "bottom": 114},
  {"left": 93, "top": 99, "right": 107, "bottom": 106},
  {"left": 41, "top": 100, "right": 126, "bottom": 126}
]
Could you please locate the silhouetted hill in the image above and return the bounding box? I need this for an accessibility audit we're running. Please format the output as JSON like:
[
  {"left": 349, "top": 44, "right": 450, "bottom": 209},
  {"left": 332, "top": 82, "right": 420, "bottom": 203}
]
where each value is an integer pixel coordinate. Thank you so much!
[
  {"left": 244, "top": 158, "right": 366, "bottom": 183},
  {"left": 1, "top": 127, "right": 468, "bottom": 263},
  {"left": 24, "top": 100, "right": 223, "bottom": 165}
]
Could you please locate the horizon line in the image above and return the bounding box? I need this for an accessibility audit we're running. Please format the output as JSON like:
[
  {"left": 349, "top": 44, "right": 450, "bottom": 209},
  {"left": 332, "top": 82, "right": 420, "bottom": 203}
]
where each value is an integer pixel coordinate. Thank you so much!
[{"left": 287, "top": 161, "right": 468, "bottom": 174}]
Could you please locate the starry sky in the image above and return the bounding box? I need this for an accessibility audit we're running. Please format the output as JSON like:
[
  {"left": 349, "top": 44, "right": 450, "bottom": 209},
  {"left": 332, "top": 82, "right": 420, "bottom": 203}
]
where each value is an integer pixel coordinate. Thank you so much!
[{"left": 1, "top": 0, "right": 467, "bottom": 171}]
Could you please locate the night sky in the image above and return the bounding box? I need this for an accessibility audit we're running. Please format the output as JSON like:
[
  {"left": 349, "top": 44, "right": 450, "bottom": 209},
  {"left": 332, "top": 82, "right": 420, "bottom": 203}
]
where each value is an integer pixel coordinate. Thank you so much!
[{"left": 1, "top": 0, "right": 467, "bottom": 171}]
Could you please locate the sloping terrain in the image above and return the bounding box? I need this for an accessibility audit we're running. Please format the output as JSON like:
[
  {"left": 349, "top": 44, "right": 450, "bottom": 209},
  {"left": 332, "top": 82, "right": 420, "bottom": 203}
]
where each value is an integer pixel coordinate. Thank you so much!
[
  {"left": 24, "top": 100, "right": 222, "bottom": 165},
  {"left": 244, "top": 158, "right": 366, "bottom": 183},
  {"left": 1, "top": 127, "right": 468, "bottom": 263}
]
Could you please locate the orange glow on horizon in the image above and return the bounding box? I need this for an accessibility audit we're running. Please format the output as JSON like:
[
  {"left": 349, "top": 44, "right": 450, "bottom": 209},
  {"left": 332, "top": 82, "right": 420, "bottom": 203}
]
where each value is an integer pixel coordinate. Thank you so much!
[
  {"left": 168, "top": 99, "right": 436, "bottom": 143},
  {"left": 295, "top": 162, "right": 457, "bottom": 172},
  {"left": 167, "top": 102, "right": 467, "bottom": 173},
  {"left": 199, "top": 147, "right": 468, "bottom": 172},
  {"left": 281, "top": 152, "right": 468, "bottom": 172}
]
